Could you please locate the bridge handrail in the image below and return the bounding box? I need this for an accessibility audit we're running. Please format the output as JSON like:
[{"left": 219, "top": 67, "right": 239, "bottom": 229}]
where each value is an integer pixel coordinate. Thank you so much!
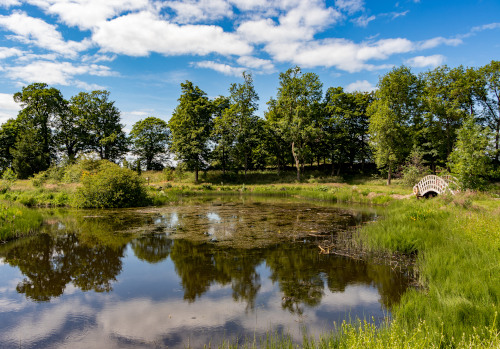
[{"left": 413, "top": 175, "right": 459, "bottom": 197}]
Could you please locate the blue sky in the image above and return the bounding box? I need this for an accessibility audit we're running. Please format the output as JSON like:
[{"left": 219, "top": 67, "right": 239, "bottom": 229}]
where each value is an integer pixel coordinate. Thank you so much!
[{"left": 0, "top": 0, "right": 499, "bottom": 131}]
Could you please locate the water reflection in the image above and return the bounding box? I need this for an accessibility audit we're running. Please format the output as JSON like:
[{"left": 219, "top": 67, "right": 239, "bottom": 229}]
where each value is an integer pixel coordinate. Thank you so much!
[
  {"left": 3, "top": 234, "right": 123, "bottom": 301},
  {"left": 0, "top": 197, "right": 410, "bottom": 348}
]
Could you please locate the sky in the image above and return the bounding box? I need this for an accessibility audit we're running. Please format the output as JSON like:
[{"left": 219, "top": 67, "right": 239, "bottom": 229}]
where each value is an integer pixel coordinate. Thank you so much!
[{"left": 0, "top": 0, "right": 499, "bottom": 131}]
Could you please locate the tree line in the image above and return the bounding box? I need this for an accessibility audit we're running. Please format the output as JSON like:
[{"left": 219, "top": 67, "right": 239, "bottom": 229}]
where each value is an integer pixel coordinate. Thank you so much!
[{"left": 0, "top": 61, "right": 498, "bottom": 187}]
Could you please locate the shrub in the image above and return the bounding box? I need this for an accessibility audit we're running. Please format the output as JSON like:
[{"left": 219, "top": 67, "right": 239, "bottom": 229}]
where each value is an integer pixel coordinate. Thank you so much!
[
  {"left": 0, "top": 168, "right": 16, "bottom": 193},
  {"left": 62, "top": 157, "right": 104, "bottom": 183},
  {"left": 74, "top": 161, "right": 149, "bottom": 208}
]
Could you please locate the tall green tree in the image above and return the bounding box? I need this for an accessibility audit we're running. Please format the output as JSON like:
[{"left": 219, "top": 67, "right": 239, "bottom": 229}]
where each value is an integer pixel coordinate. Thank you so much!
[
  {"left": 11, "top": 126, "right": 47, "bottom": 179},
  {"left": 129, "top": 117, "right": 170, "bottom": 170},
  {"left": 479, "top": 60, "right": 500, "bottom": 165},
  {"left": 54, "top": 100, "right": 87, "bottom": 163},
  {"left": 271, "top": 67, "right": 323, "bottom": 181},
  {"left": 448, "top": 116, "right": 492, "bottom": 190},
  {"left": 0, "top": 118, "right": 19, "bottom": 173},
  {"left": 422, "top": 65, "right": 483, "bottom": 167},
  {"left": 169, "top": 81, "right": 213, "bottom": 183},
  {"left": 13, "top": 83, "right": 65, "bottom": 172},
  {"left": 71, "top": 90, "right": 128, "bottom": 162},
  {"left": 211, "top": 95, "right": 233, "bottom": 174},
  {"left": 223, "top": 72, "right": 260, "bottom": 175},
  {"left": 324, "top": 87, "right": 373, "bottom": 175},
  {"left": 368, "top": 66, "right": 422, "bottom": 184}
]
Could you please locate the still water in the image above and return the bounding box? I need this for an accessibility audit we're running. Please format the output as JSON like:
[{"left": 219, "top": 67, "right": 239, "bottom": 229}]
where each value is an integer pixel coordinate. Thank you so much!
[{"left": 0, "top": 197, "right": 410, "bottom": 348}]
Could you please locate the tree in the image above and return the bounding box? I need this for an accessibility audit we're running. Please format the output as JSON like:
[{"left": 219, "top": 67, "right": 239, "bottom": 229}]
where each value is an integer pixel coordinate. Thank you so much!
[
  {"left": 129, "top": 117, "right": 170, "bottom": 170},
  {"left": 211, "top": 95, "right": 233, "bottom": 174},
  {"left": 448, "top": 116, "right": 491, "bottom": 190},
  {"left": 54, "top": 100, "right": 87, "bottom": 163},
  {"left": 0, "top": 118, "right": 19, "bottom": 173},
  {"left": 479, "top": 60, "right": 500, "bottom": 165},
  {"left": 324, "top": 87, "right": 373, "bottom": 175},
  {"left": 169, "top": 81, "right": 213, "bottom": 183},
  {"left": 223, "top": 72, "right": 260, "bottom": 175},
  {"left": 11, "top": 126, "right": 47, "bottom": 179},
  {"left": 422, "top": 65, "right": 483, "bottom": 168},
  {"left": 271, "top": 67, "right": 323, "bottom": 181},
  {"left": 13, "top": 83, "right": 65, "bottom": 172},
  {"left": 368, "top": 66, "right": 422, "bottom": 184},
  {"left": 71, "top": 90, "right": 128, "bottom": 162}
]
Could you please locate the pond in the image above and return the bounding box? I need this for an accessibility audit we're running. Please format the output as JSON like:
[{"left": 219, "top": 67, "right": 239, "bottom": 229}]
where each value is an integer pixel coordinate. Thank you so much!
[{"left": 0, "top": 196, "right": 411, "bottom": 348}]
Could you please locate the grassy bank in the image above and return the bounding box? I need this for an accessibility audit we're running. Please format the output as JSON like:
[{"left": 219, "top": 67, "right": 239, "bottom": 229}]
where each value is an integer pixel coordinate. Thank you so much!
[{"left": 0, "top": 200, "right": 44, "bottom": 241}]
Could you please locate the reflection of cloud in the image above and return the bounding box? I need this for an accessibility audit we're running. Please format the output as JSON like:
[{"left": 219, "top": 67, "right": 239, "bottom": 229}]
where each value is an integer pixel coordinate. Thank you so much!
[
  {"left": 1, "top": 299, "right": 94, "bottom": 346},
  {"left": 0, "top": 298, "right": 27, "bottom": 312}
]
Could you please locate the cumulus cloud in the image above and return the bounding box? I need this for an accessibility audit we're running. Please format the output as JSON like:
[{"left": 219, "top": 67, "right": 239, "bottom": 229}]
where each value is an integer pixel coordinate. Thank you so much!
[
  {"left": 0, "top": 92, "right": 21, "bottom": 124},
  {"left": 166, "top": 0, "right": 233, "bottom": 23},
  {"left": 193, "top": 61, "right": 245, "bottom": 76},
  {"left": 264, "top": 37, "right": 412, "bottom": 72},
  {"left": 92, "top": 11, "right": 252, "bottom": 57},
  {"left": 345, "top": 80, "right": 377, "bottom": 92},
  {"left": 0, "top": 46, "right": 23, "bottom": 59},
  {"left": 0, "top": 0, "right": 21, "bottom": 7},
  {"left": 237, "top": 56, "right": 275, "bottom": 72},
  {"left": 24, "top": 0, "right": 150, "bottom": 30},
  {"left": 0, "top": 11, "right": 91, "bottom": 57},
  {"left": 405, "top": 54, "right": 445, "bottom": 68},
  {"left": 417, "top": 36, "right": 462, "bottom": 50},
  {"left": 5, "top": 60, "right": 113, "bottom": 89}
]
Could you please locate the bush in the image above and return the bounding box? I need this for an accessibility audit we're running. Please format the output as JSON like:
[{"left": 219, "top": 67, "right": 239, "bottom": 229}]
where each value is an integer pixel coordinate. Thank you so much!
[
  {"left": 74, "top": 161, "right": 149, "bottom": 208},
  {"left": 62, "top": 158, "right": 104, "bottom": 183},
  {"left": 0, "top": 168, "right": 16, "bottom": 193}
]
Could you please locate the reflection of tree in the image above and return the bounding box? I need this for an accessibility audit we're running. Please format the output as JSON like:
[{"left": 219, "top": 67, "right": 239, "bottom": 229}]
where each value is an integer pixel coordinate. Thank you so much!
[
  {"left": 266, "top": 245, "right": 325, "bottom": 315},
  {"left": 131, "top": 233, "right": 172, "bottom": 263},
  {"left": 4, "top": 233, "right": 124, "bottom": 301},
  {"left": 169, "top": 240, "right": 264, "bottom": 308},
  {"left": 170, "top": 240, "right": 232, "bottom": 301}
]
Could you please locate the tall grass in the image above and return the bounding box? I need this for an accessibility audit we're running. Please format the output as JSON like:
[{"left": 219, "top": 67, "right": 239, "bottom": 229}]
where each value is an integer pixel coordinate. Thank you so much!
[
  {"left": 358, "top": 194, "right": 500, "bottom": 344},
  {"left": 0, "top": 200, "right": 43, "bottom": 241}
]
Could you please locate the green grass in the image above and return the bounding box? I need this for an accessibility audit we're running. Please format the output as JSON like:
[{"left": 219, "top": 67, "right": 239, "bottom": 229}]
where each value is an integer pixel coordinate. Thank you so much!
[
  {"left": 357, "top": 194, "right": 500, "bottom": 345},
  {"left": 0, "top": 200, "right": 43, "bottom": 241}
]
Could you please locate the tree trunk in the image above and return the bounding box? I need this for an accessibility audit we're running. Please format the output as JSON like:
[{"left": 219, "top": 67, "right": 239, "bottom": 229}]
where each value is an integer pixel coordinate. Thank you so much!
[
  {"left": 387, "top": 162, "right": 392, "bottom": 186},
  {"left": 292, "top": 142, "right": 300, "bottom": 181}
]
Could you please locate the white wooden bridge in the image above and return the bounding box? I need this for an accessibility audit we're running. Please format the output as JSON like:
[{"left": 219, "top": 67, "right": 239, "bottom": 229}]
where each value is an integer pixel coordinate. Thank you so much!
[{"left": 413, "top": 175, "right": 459, "bottom": 198}]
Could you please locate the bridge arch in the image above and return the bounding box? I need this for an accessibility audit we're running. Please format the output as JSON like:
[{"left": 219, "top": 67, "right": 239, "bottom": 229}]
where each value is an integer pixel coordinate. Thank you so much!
[{"left": 413, "top": 175, "right": 459, "bottom": 198}]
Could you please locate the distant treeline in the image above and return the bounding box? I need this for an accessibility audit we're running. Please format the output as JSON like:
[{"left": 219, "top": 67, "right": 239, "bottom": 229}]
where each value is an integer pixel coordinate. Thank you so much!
[{"left": 1, "top": 62, "right": 499, "bottom": 188}]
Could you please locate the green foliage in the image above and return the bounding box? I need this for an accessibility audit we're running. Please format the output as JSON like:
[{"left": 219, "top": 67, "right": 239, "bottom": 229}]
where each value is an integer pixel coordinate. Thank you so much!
[
  {"left": 168, "top": 81, "right": 213, "bottom": 182},
  {"left": 271, "top": 66, "right": 323, "bottom": 181},
  {"left": 74, "top": 161, "right": 149, "bottom": 208},
  {"left": 0, "top": 167, "right": 16, "bottom": 193},
  {"left": 448, "top": 116, "right": 492, "bottom": 190},
  {"left": 0, "top": 200, "right": 43, "bottom": 241},
  {"left": 0, "top": 118, "right": 19, "bottom": 173},
  {"left": 401, "top": 148, "right": 430, "bottom": 187},
  {"left": 70, "top": 90, "right": 128, "bottom": 161},
  {"left": 129, "top": 116, "right": 170, "bottom": 170},
  {"left": 61, "top": 157, "right": 105, "bottom": 183},
  {"left": 368, "top": 66, "right": 422, "bottom": 184}
]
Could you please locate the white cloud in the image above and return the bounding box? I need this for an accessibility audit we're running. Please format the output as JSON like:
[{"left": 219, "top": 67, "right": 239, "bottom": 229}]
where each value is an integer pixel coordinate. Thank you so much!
[
  {"left": 0, "top": 0, "right": 21, "bottom": 7},
  {"left": 471, "top": 22, "right": 500, "bottom": 33},
  {"left": 0, "top": 11, "right": 91, "bottom": 57},
  {"left": 417, "top": 36, "right": 462, "bottom": 50},
  {"left": 335, "top": 0, "right": 364, "bottom": 14},
  {"left": 265, "top": 37, "right": 412, "bottom": 72},
  {"left": 193, "top": 61, "right": 245, "bottom": 76},
  {"left": 0, "top": 92, "right": 21, "bottom": 124},
  {"left": 237, "top": 56, "right": 275, "bottom": 72},
  {"left": 405, "top": 54, "right": 445, "bottom": 68},
  {"left": 391, "top": 10, "right": 409, "bottom": 19},
  {"left": 167, "top": 0, "right": 233, "bottom": 23},
  {"left": 5, "top": 61, "right": 113, "bottom": 89},
  {"left": 352, "top": 15, "right": 375, "bottom": 27},
  {"left": 92, "top": 11, "right": 252, "bottom": 57},
  {"left": 345, "top": 80, "right": 377, "bottom": 92},
  {"left": 0, "top": 46, "right": 22, "bottom": 59},
  {"left": 25, "top": 0, "right": 150, "bottom": 30}
]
